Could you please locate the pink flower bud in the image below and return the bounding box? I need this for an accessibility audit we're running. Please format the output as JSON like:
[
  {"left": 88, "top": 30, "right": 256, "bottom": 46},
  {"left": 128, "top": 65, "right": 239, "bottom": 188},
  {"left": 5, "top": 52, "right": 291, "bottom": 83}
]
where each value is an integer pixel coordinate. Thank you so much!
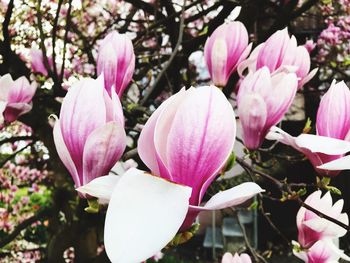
[
  {"left": 204, "top": 21, "right": 251, "bottom": 87},
  {"left": 222, "top": 252, "right": 252, "bottom": 263},
  {"left": 97, "top": 31, "right": 135, "bottom": 97},
  {"left": 0, "top": 74, "right": 37, "bottom": 123},
  {"left": 53, "top": 75, "right": 126, "bottom": 189},
  {"left": 316, "top": 81, "right": 350, "bottom": 140},
  {"left": 304, "top": 39, "right": 316, "bottom": 53},
  {"left": 237, "top": 67, "right": 298, "bottom": 149}
]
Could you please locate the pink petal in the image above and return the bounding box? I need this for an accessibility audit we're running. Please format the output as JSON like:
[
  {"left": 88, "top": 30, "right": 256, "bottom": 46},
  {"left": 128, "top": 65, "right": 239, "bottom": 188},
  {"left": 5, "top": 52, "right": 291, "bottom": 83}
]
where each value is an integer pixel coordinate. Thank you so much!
[
  {"left": 238, "top": 93, "right": 267, "bottom": 149},
  {"left": 3, "top": 102, "right": 32, "bottom": 122},
  {"left": 0, "top": 74, "right": 14, "bottom": 101},
  {"left": 165, "top": 86, "right": 236, "bottom": 205},
  {"left": 138, "top": 88, "right": 188, "bottom": 177},
  {"left": 60, "top": 77, "right": 107, "bottom": 176},
  {"left": 53, "top": 120, "right": 79, "bottom": 187},
  {"left": 82, "top": 121, "right": 126, "bottom": 185}
]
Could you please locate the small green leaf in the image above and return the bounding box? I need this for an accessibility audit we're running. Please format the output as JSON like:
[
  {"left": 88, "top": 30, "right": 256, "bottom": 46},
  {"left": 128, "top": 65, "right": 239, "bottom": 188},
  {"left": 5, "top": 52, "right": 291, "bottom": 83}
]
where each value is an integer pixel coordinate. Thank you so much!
[
  {"left": 84, "top": 198, "right": 99, "bottom": 213},
  {"left": 303, "top": 118, "right": 312, "bottom": 134},
  {"left": 248, "top": 200, "right": 258, "bottom": 210},
  {"left": 327, "top": 186, "right": 342, "bottom": 195},
  {"left": 224, "top": 152, "right": 236, "bottom": 172}
]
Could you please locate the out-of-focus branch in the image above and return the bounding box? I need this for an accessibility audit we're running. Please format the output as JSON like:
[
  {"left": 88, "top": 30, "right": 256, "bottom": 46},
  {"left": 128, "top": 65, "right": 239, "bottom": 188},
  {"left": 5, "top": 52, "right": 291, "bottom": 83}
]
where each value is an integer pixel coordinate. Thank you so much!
[
  {"left": 59, "top": 0, "right": 73, "bottom": 84},
  {"left": 140, "top": 0, "right": 186, "bottom": 105},
  {"left": 36, "top": 0, "right": 56, "bottom": 82},
  {"left": 0, "top": 136, "right": 35, "bottom": 146},
  {"left": 0, "top": 142, "right": 35, "bottom": 167},
  {"left": 0, "top": 208, "right": 52, "bottom": 248},
  {"left": 51, "top": 0, "right": 64, "bottom": 76},
  {"left": 2, "top": 0, "right": 14, "bottom": 50}
]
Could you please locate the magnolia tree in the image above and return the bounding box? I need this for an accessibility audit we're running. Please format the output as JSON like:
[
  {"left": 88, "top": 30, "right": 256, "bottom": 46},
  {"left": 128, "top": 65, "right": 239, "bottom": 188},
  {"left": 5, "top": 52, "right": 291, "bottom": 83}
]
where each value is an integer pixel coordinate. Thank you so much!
[{"left": 0, "top": 0, "right": 350, "bottom": 262}]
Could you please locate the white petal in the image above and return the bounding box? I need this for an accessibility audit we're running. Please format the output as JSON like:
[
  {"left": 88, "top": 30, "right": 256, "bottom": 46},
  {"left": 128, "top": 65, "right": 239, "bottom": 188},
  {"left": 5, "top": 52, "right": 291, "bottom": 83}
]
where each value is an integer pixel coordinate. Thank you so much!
[
  {"left": 227, "top": 6, "right": 241, "bottom": 21},
  {"left": 295, "top": 134, "right": 350, "bottom": 155},
  {"left": 76, "top": 175, "right": 121, "bottom": 204},
  {"left": 318, "top": 155, "right": 350, "bottom": 171},
  {"left": 189, "top": 182, "right": 263, "bottom": 211},
  {"left": 104, "top": 170, "right": 192, "bottom": 263}
]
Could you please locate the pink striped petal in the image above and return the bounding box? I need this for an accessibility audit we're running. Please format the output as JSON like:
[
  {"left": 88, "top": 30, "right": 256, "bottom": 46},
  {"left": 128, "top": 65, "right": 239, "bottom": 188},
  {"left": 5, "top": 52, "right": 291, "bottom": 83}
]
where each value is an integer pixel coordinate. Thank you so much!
[
  {"left": 82, "top": 121, "right": 126, "bottom": 185},
  {"left": 53, "top": 120, "right": 79, "bottom": 187},
  {"left": 165, "top": 86, "right": 236, "bottom": 204},
  {"left": 60, "top": 77, "right": 107, "bottom": 175}
]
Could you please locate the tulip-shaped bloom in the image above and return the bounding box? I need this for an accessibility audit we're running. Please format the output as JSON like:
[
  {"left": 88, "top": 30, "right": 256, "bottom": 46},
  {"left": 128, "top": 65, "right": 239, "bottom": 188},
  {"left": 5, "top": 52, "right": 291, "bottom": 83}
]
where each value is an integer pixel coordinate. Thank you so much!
[
  {"left": 204, "top": 20, "right": 251, "bottom": 87},
  {"left": 238, "top": 28, "right": 317, "bottom": 89},
  {"left": 267, "top": 126, "right": 350, "bottom": 176},
  {"left": 296, "top": 191, "right": 348, "bottom": 248},
  {"left": 0, "top": 74, "right": 37, "bottom": 124},
  {"left": 78, "top": 86, "right": 263, "bottom": 263},
  {"left": 316, "top": 80, "right": 350, "bottom": 141},
  {"left": 53, "top": 75, "right": 126, "bottom": 188},
  {"left": 237, "top": 67, "right": 298, "bottom": 149},
  {"left": 293, "top": 239, "right": 350, "bottom": 263},
  {"left": 97, "top": 30, "right": 135, "bottom": 97},
  {"left": 222, "top": 252, "right": 252, "bottom": 263}
]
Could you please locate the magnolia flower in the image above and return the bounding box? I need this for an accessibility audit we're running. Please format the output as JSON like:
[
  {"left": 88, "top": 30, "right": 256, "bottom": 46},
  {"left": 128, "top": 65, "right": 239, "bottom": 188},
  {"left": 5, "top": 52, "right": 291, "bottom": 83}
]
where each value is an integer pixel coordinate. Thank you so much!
[
  {"left": 97, "top": 30, "right": 135, "bottom": 97},
  {"left": 53, "top": 75, "right": 126, "bottom": 189},
  {"left": 0, "top": 74, "right": 37, "bottom": 124},
  {"left": 293, "top": 239, "right": 350, "bottom": 263},
  {"left": 30, "top": 47, "right": 54, "bottom": 77},
  {"left": 204, "top": 13, "right": 251, "bottom": 87},
  {"left": 237, "top": 67, "right": 298, "bottom": 149},
  {"left": 238, "top": 28, "right": 317, "bottom": 89},
  {"left": 304, "top": 39, "right": 316, "bottom": 53},
  {"left": 267, "top": 126, "right": 350, "bottom": 176},
  {"left": 78, "top": 86, "right": 263, "bottom": 262},
  {"left": 222, "top": 252, "right": 252, "bottom": 263},
  {"left": 316, "top": 81, "right": 350, "bottom": 141},
  {"left": 296, "top": 191, "right": 348, "bottom": 248}
]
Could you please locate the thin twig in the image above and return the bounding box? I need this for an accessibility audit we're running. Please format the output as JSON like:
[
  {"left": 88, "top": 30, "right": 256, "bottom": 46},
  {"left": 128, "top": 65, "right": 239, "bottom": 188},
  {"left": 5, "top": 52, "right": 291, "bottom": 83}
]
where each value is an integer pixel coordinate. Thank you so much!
[
  {"left": 59, "top": 0, "right": 73, "bottom": 83},
  {"left": 236, "top": 157, "right": 350, "bottom": 232},
  {"left": 140, "top": 0, "right": 187, "bottom": 105},
  {"left": 0, "top": 136, "right": 35, "bottom": 146},
  {"left": 0, "top": 142, "right": 34, "bottom": 167},
  {"left": 233, "top": 209, "right": 267, "bottom": 263}
]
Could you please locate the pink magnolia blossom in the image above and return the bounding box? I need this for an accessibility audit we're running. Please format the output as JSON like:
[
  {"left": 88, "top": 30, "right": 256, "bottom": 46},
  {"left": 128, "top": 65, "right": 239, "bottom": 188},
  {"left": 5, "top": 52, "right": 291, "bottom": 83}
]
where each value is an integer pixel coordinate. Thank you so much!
[
  {"left": 53, "top": 75, "right": 126, "bottom": 188},
  {"left": 267, "top": 126, "right": 350, "bottom": 176},
  {"left": 204, "top": 19, "right": 251, "bottom": 87},
  {"left": 294, "top": 239, "right": 350, "bottom": 263},
  {"left": 296, "top": 191, "right": 348, "bottom": 248},
  {"left": 78, "top": 86, "right": 263, "bottom": 263},
  {"left": 237, "top": 67, "right": 298, "bottom": 149},
  {"left": 304, "top": 39, "right": 316, "bottom": 53},
  {"left": 97, "top": 31, "right": 135, "bottom": 97},
  {"left": 238, "top": 28, "right": 317, "bottom": 89},
  {"left": 30, "top": 47, "right": 53, "bottom": 76},
  {"left": 222, "top": 252, "right": 252, "bottom": 263},
  {"left": 268, "top": 81, "right": 350, "bottom": 176},
  {"left": 0, "top": 74, "right": 37, "bottom": 124},
  {"left": 316, "top": 81, "right": 350, "bottom": 141}
]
